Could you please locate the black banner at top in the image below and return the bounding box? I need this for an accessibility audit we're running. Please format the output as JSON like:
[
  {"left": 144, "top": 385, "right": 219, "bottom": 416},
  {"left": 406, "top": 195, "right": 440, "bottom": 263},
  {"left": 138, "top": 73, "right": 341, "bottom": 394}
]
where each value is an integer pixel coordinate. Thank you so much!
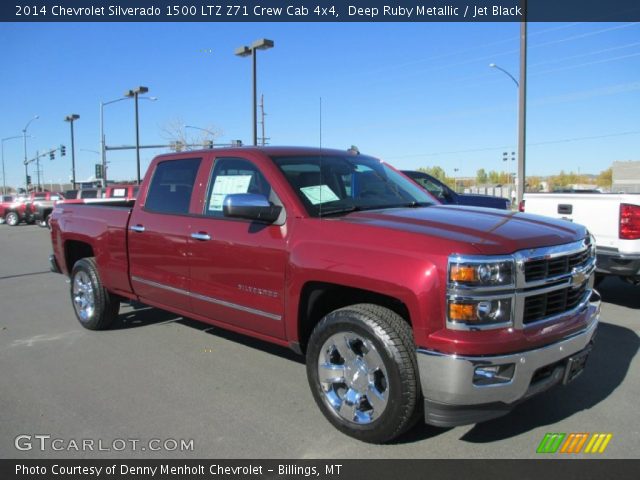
[{"left": 3, "top": 0, "right": 640, "bottom": 22}]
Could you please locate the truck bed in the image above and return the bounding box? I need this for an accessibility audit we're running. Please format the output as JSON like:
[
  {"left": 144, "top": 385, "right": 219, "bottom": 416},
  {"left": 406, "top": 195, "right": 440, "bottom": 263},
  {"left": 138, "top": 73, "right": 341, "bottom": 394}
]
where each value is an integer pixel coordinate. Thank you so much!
[{"left": 51, "top": 200, "right": 135, "bottom": 296}]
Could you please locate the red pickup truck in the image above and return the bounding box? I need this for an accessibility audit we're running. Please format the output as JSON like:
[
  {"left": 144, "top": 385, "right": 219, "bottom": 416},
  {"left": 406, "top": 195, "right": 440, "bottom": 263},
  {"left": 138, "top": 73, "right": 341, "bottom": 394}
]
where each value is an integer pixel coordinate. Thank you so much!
[
  {"left": 49, "top": 147, "right": 600, "bottom": 443},
  {"left": 1, "top": 195, "right": 34, "bottom": 226}
]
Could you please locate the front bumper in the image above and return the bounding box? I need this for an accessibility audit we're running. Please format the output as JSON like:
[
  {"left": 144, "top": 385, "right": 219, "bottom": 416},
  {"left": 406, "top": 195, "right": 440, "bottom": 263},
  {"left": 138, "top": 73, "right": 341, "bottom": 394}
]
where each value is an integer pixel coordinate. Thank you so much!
[{"left": 417, "top": 290, "right": 601, "bottom": 427}]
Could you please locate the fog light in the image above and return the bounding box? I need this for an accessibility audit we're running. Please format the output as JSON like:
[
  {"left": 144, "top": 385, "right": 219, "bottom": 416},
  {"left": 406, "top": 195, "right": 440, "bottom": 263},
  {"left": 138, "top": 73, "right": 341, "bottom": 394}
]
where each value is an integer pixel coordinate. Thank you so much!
[{"left": 473, "top": 364, "right": 515, "bottom": 385}]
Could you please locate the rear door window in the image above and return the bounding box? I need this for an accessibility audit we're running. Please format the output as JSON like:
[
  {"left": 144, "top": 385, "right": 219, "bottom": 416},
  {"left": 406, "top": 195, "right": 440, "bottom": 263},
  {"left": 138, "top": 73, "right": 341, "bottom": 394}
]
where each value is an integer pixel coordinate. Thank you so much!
[{"left": 145, "top": 158, "right": 201, "bottom": 214}]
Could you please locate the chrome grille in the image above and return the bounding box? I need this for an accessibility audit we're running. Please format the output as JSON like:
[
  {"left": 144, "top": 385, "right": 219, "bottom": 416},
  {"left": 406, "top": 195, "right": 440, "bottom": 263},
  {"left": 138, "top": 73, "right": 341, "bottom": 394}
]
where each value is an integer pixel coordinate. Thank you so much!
[
  {"left": 524, "top": 248, "right": 591, "bottom": 282},
  {"left": 523, "top": 283, "right": 587, "bottom": 324}
]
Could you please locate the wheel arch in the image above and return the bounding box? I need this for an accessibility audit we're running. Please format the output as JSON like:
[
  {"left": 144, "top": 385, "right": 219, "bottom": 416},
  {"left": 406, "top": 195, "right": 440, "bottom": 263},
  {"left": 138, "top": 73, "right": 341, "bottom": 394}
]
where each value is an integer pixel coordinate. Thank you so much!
[
  {"left": 64, "top": 240, "right": 95, "bottom": 273},
  {"left": 296, "top": 281, "right": 412, "bottom": 354}
]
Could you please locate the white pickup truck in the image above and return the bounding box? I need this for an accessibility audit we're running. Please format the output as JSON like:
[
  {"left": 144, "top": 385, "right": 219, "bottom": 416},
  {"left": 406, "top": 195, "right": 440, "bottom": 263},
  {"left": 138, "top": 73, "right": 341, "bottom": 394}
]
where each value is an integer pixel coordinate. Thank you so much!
[{"left": 521, "top": 193, "right": 640, "bottom": 285}]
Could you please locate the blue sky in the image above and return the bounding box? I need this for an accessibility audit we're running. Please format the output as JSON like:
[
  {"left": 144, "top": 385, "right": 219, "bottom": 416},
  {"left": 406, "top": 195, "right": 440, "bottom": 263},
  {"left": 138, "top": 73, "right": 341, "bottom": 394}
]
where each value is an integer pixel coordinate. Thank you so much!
[{"left": 1, "top": 21, "right": 639, "bottom": 188}]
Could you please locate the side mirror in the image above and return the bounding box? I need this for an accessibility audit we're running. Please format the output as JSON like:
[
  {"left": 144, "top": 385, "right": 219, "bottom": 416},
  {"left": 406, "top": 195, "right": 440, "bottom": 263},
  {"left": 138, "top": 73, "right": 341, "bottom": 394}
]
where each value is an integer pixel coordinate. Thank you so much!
[{"left": 223, "top": 193, "right": 282, "bottom": 223}]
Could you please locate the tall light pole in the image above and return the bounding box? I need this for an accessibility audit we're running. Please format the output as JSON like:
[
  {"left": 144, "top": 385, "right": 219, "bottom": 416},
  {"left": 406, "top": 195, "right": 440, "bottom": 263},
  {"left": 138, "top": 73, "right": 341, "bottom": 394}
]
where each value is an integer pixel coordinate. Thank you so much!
[
  {"left": 490, "top": 52, "right": 527, "bottom": 204},
  {"left": 100, "top": 98, "right": 127, "bottom": 187},
  {"left": 235, "top": 39, "right": 274, "bottom": 146},
  {"left": 125, "top": 86, "right": 149, "bottom": 184},
  {"left": 22, "top": 115, "right": 39, "bottom": 190},
  {"left": 64, "top": 114, "right": 80, "bottom": 188},
  {"left": 2, "top": 135, "right": 23, "bottom": 195},
  {"left": 101, "top": 95, "right": 157, "bottom": 186}
]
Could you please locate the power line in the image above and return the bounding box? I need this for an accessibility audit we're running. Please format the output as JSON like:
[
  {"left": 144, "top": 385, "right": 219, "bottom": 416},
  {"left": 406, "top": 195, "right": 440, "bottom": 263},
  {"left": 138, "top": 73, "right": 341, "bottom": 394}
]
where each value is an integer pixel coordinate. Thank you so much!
[{"left": 387, "top": 130, "right": 640, "bottom": 160}]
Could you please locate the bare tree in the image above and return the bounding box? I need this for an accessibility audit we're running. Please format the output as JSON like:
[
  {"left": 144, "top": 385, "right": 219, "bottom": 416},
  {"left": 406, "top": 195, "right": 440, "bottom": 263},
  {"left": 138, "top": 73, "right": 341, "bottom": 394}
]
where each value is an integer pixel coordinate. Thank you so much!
[{"left": 160, "top": 117, "right": 222, "bottom": 151}]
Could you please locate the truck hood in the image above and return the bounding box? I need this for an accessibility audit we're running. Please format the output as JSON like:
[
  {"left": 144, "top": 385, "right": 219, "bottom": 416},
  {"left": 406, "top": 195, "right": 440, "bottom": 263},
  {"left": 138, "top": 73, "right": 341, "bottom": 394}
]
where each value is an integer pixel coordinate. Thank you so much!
[{"left": 335, "top": 204, "right": 586, "bottom": 255}]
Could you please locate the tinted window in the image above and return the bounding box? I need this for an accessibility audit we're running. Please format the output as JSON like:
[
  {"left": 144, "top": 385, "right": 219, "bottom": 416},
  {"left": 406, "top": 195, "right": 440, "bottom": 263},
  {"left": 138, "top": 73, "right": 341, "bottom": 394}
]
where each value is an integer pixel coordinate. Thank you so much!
[
  {"left": 145, "top": 158, "right": 201, "bottom": 214},
  {"left": 272, "top": 155, "right": 435, "bottom": 217},
  {"left": 205, "top": 158, "right": 272, "bottom": 217},
  {"left": 80, "top": 190, "right": 98, "bottom": 199},
  {"left": 414, "top": 175, "right": 446, "bottom": 200}
]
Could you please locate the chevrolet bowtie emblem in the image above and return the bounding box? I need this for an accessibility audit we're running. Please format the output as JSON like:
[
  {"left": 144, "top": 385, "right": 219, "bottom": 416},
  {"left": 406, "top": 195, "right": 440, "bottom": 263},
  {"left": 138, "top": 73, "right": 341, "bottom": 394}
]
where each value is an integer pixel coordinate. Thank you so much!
[{"left": 571, "top": 268, "right": 587, "bottom": 288}]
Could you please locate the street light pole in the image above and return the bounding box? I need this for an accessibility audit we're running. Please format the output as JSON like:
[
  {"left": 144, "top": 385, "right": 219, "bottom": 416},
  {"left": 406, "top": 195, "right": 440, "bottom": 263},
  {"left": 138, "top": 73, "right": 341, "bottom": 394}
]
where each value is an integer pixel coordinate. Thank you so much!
[
  {"left": 235, "top": 39, "right": 274, "bottom": 146},
  {"left": 2, "top": 135, "right": 23, "bottom": 195},
  {"left": 100, "top": 101, "right": 107, "bottom": 187},
  {"left": 125, "top": 86, "right": 149, "bottom": 184},
  {"left": 490, "top": 61, "right": 526, "bottom": 204},
  {"left": 101, "top": 95, "right": 157, "bottom": 186},
  {"left": 65, "top": 115, "right": 80, "bottom": 188},
  {"left": 22, "top": 115, "right": 39, "bottom": 191}
]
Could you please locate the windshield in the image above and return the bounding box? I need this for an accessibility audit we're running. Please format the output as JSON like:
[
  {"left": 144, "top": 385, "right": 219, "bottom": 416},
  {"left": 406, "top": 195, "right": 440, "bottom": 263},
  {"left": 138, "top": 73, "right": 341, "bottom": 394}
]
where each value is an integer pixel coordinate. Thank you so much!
[{"left": 271, "top": 154, "right": 436, "bottom": 217}]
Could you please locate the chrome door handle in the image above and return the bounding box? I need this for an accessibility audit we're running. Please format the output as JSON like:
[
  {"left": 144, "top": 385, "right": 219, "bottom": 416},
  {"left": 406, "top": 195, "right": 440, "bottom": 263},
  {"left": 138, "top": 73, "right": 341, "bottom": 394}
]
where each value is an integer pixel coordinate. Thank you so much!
[
  {"left": 130, "top": 225, "right": 145, "bottom": 233},
  {"left": 191, "top": 232, "right": 211, "bottom": 241}
]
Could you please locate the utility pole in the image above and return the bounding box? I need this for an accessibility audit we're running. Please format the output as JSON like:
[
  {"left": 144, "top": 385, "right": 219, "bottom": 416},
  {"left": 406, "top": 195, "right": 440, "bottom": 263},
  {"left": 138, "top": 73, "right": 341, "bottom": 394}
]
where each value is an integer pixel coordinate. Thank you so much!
[
  {"left": 259, "top": 94, "right": 269, "bottom": 146},
  {"left": 517, "top": 6, "right": 527, "bottom": 204}
]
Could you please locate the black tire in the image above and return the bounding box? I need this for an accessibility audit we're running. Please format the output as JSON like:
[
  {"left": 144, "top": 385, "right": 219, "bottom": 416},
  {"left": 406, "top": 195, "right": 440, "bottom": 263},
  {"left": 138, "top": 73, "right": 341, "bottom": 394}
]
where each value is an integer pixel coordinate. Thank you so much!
[
  {"left": 5, "top": 211, "right": 19, "bottom": 226},
  {"left": 306, "top": 303, "right": 421, "bottom": 443},
  {"left": 70, "top": 257, "right": 120, "bottom": 330}
]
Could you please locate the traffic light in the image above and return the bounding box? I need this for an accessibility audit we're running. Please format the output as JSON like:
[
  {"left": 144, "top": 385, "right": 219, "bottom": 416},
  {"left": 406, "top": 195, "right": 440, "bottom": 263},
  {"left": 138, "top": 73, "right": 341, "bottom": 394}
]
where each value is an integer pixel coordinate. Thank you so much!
[
  {"left": 60, "top": 145, "right": 66, "bottom": 156},
  {"left": 26, "top": 175, "right": 32, "bottom": 185},
  {"left": 49, "top": 151, "right": 55, "bottom": 160},
  {"left": 205, "top": 140, "right": 214, "bottom": 149},
  {"left": 95, "top": 164, "right": 103, "bottom": 179}
]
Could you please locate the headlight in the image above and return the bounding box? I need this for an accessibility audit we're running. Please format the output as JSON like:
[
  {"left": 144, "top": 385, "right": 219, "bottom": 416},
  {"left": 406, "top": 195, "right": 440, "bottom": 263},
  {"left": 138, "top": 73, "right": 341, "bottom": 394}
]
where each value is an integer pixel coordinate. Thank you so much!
[
  {"left": 448, "top": 258, "right": 515, "bottom": 288},
  {"left": 448, "top": 298, "right": 512, "bottom": 328}
]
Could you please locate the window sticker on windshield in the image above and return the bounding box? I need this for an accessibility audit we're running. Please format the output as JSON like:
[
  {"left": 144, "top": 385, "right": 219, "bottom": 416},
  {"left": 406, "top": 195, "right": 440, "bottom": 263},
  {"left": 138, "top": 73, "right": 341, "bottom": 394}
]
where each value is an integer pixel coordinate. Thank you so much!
[
  {"left": 209, "top": 174, "right": 252, "bottom": 211},
  {"left": 300, "top": 185, "right": 339, "bottom": 205}
]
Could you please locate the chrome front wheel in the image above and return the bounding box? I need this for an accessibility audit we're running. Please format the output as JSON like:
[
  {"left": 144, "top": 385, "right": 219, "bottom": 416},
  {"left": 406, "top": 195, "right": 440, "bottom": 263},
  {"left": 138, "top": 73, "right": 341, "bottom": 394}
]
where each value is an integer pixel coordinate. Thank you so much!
[
  {"left": 318, "top": 332, "right": 389, "bottom": 424},
  {"left": 306, "top": 304, "right": 421, "bottom": 443}
]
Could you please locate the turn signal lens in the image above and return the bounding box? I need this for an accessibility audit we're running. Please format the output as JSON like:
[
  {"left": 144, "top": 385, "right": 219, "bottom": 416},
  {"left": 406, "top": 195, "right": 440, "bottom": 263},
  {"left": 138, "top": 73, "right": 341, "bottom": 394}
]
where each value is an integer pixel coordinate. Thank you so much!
[
  {"left": 450, "top": 265, "right": 477, "bottom": 283},
  {"left": 448, "top": 299, "right": 512, "bottom": 326},
  {"left": 449, "top": 303, "right": 477, "bottom": 321},
  {"left": 448, "top": 259, "right": 515, "bottom": 287}
]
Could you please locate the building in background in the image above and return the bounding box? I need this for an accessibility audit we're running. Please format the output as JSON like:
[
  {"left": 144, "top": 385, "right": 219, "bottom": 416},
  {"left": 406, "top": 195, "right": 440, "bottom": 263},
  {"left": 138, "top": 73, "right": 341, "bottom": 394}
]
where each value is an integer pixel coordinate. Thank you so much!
[{"left": 612, "top": 161, "right": 640, "bottom": 193}]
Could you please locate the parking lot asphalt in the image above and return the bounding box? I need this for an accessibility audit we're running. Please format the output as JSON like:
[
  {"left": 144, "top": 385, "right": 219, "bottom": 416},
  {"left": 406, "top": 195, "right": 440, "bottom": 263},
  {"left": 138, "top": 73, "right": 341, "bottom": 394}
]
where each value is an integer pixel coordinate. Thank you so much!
[{"left": 0, "top": 224, "right": 638, "bottom": 459}]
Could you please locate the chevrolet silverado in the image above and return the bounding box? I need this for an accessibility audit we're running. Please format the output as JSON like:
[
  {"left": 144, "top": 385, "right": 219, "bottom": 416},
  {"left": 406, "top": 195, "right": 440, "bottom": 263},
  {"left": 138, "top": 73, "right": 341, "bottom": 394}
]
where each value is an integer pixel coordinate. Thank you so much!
[{"left": 49, "top": 147, "right": 600, "bottom": 443}]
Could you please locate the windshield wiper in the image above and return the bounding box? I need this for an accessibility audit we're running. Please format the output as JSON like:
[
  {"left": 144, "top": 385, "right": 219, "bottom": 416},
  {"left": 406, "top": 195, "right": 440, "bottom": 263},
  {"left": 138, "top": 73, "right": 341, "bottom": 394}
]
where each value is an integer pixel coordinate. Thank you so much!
[
  {"left": 318, "top": 205, "right": 361, "bottom": 217},
  {"left": 318, "top": 202, "right": 432, "bottom": 217}
]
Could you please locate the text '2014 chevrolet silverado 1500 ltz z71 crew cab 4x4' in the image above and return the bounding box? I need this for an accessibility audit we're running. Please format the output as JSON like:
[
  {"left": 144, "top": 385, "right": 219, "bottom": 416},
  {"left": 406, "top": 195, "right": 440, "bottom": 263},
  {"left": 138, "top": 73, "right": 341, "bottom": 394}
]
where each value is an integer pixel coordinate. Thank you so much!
[{"left": 49, "top": 147, "right": 600, "bottom": 443}]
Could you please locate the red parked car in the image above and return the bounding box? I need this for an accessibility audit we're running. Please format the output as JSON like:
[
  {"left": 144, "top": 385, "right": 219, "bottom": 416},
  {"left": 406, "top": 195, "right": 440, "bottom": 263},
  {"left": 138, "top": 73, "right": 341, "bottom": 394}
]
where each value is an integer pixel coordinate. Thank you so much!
[
  {"left": 0, "top": 195, "right": 34, "bottom": 226},
  {"left": 49, "top": 147, "right": 600, "bottom": 443},
  {"left": 30, "top": 191, "right": 65, "bottom": 228}
]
